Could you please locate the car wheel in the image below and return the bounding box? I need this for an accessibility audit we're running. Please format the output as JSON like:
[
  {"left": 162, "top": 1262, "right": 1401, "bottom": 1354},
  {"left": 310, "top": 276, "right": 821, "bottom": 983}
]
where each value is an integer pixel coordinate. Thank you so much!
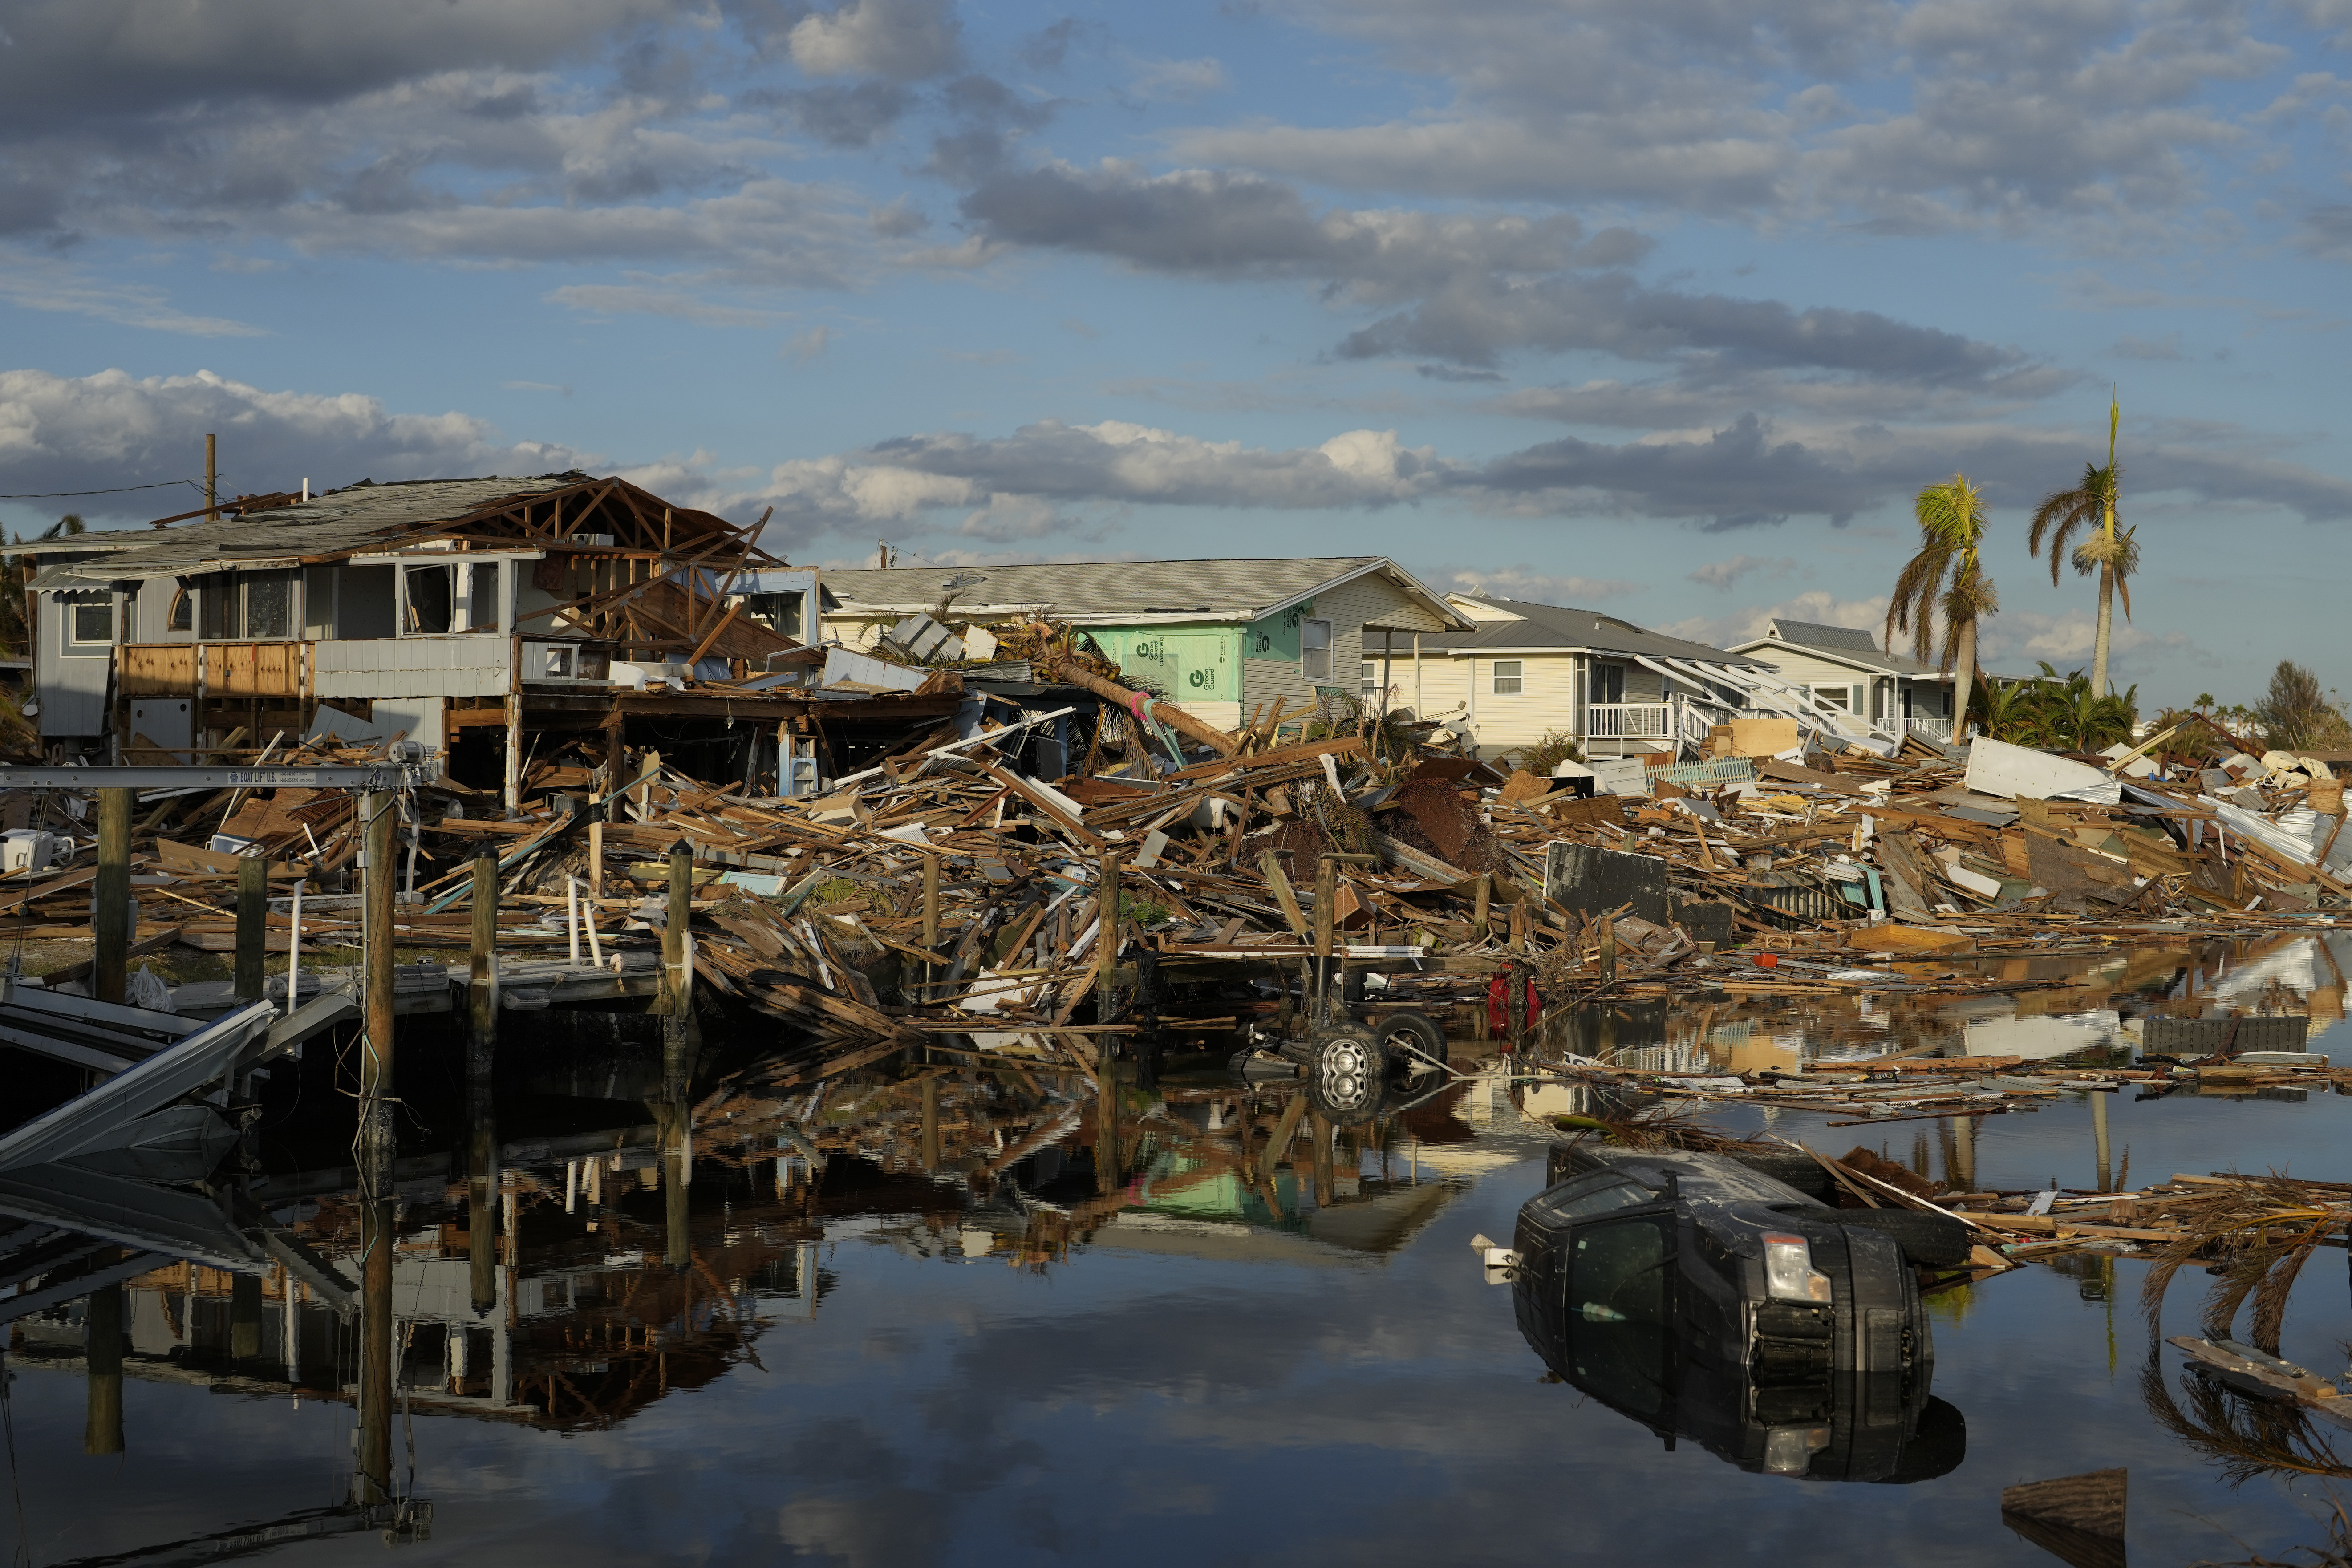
[
  {"left": 1838, "top": 1208, "right": 1973, "bottom": 1269},
  {"left": 1374, "top": 1010, "right": 1446, "bottom": 1076},
  {"left": 1307, "top": 1025, "right": 1387, "bottom": 1126},
  {"left": 1719, "top": 1149, "right": 1836, "bottom": 1203}
]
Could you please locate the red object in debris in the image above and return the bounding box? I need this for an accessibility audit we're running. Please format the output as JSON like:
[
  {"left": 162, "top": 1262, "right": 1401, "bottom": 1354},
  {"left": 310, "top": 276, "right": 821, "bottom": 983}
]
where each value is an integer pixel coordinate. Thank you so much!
[
  {"left": 1524, "top": 975, "right": 1542, "bottom": 1029},
  {"left": 1488, "top": 970, "right": 1509, "bottom": 1034},
  {"left": 1753, "top": 953, "right": 1780, "bottom": 968}
]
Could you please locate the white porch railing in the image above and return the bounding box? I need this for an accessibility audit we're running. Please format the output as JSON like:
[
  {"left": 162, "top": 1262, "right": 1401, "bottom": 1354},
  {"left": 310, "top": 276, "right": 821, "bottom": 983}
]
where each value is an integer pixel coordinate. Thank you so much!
[
  {"left": 1905, "top": 716, "right": 1954, "bottom": 742},
  {"left": 1586, "top": 702, "right": 1670, "bottom": 740}
]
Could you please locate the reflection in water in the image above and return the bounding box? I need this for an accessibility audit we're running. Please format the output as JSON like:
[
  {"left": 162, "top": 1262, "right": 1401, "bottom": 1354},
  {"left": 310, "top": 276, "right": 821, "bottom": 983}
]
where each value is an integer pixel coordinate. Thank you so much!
[
  {"left": 1, "top": 1063, "right": 1472, "bottom": 1467},
  {"left": 1524, "top": 931, "right": 2352, "bottom": 1080}
]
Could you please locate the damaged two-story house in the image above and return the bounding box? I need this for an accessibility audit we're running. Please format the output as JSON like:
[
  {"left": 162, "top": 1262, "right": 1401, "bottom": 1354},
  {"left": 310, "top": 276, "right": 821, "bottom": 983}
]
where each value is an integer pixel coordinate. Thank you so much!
[{"left": 20, "top": 474, "right": 941, "bottom": 806}]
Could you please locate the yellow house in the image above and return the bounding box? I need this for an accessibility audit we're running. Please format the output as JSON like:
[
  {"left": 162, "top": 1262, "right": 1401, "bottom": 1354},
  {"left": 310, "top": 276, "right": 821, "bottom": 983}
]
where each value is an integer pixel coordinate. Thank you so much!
[{"left": 1403, "top": 592, "right": 1765, "bottom": 762}]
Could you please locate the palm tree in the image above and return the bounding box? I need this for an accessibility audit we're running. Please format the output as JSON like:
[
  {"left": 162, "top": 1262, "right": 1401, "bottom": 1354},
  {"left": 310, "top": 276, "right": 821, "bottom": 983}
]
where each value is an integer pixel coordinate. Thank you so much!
[
  {"left": 1887, "top": 474, "right": 1997, "bottom": 739},
  {"left": 0, "top": 512, "right": 84, "bottom": 657},
  {"left": 2030, "top": 393, "right": 2138, "bottom": 696}
]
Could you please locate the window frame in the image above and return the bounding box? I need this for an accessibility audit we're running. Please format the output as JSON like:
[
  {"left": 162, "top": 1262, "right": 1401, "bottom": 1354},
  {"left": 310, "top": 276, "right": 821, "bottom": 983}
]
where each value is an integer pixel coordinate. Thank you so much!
[
  {"left": 1300, "top": 616, "right": 1333, "bottom": 681},
  {"left": 1492, "top": 658, "right": 1524, "bottom": 695},
  {"left": 1809, "top": 683, "right": 1853, "bottom": 712},
  {"left": 66, "top": 595, "right": 116, "bottom": 648}
]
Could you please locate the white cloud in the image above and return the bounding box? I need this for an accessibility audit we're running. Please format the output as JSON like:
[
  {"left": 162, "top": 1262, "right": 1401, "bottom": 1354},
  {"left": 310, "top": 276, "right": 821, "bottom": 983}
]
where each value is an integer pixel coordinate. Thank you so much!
[
  {"left": 1656, "top": 588, "right": 1892, "bottom": 651},
  {"left": 0, "top": 367, "right": 589, "bottom": 515},
  {"left": 1438, "top": 565, "right": 1642, "bottom": 603},
  {"left": 1687, "top": 554, "right": 1796, "bottom": 591},
  {"left": 1127, "top": 56, "right": 1231, "bottom": 102},
  {"left": 547, "top": 283, "right": 785, "bottom": 327},
  {"left": 788, "top": 0, "right": 961, "bottom": 82},
  {"left": 0, "top": 250, "right": 267, "bottom": 337}
]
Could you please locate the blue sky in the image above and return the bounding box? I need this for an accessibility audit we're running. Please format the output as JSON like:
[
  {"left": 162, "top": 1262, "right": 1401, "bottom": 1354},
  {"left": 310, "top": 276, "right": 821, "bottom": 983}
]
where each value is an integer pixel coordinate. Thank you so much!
[{"left": 4, "top": 0, "right": 2351, "bottom": 706}]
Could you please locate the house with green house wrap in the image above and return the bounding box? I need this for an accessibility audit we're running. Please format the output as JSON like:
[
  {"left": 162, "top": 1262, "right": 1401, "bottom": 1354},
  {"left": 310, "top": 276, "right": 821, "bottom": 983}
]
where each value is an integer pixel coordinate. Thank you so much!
[{"left": 819, "top": 556, "right": 1472, "bottom": 732}]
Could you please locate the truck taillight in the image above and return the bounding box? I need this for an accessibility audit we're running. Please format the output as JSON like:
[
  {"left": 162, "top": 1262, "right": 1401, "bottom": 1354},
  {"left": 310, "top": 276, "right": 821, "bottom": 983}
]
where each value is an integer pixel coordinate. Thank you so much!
[{"left": 1761, "top": 1232, "right": 1832, "bottom": 1304}]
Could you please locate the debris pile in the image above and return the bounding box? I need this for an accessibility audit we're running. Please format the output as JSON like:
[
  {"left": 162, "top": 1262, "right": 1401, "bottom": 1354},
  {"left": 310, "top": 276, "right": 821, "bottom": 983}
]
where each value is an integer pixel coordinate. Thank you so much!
[{"left": 0, "top": 623, "right": 2343, "bottom": 1094}]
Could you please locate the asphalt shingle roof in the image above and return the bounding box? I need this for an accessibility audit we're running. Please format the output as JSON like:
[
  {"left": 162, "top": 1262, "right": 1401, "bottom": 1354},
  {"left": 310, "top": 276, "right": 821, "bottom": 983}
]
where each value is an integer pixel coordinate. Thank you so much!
[
  {"left": 1740, "top": 617, "right": 1952, "bottom": 679},
  {"left": 1416, "top": 595, "right": 1758, "bottom": 667},
  {"left": 823, "top": 556, "right": 1465, "bottom": 627}
]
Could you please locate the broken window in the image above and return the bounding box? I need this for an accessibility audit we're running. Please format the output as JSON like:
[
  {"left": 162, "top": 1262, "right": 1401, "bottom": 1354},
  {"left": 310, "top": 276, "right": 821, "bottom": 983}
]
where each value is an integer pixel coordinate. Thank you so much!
[
  {"left": 746, "top": 591, "right": 806, "bottom": 641},
  {"left": 466, "top": 562, "right": 501, "bottom": 631},
  {"left": 404, "top": 565, "right": 453, "bottom": 634},
  {"left": 167, "top": 581, "right": 193, "bottom": 632},
  {"left": 199, "top": 573, "right": 237, "bottom": 640},
  {"left": 1301, "top": 617, "right": 1332, "bottom": 681},
  {"left": 1492, "top": 659, "right": 1524, "bottom": 695}
]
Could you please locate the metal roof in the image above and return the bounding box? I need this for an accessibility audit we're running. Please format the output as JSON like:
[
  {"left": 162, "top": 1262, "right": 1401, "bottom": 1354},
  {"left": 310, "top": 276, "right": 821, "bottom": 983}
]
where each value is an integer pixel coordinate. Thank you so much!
[
  {"left": 1731, "top": 617, "right": 1952, "bottom": 680},
  {"left": 1415, "top": 594, "right": 1760, "bottom": 668},
  {"left": 25, "top": 475, "right": 581, "bottom": 581},
  {"left": 821, "top": 556, "right": 1470, "bottom": 630}
]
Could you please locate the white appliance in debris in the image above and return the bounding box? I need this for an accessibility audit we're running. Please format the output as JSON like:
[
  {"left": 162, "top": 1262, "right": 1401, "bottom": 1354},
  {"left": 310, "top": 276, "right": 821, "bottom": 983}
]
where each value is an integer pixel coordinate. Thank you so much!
[{"left": 1, "top": 831, "right": 69, "bottom": 873}]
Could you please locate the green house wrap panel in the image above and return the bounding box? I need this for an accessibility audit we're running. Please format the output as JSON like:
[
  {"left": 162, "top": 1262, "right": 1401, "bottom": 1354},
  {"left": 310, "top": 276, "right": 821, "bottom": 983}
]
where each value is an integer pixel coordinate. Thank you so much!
[
  {"left": 1244, "top": 600, "right": 1312, "bottom": 662},
  {"left": 1087, "top": 626, "right": 1240, "bottom": 699}
]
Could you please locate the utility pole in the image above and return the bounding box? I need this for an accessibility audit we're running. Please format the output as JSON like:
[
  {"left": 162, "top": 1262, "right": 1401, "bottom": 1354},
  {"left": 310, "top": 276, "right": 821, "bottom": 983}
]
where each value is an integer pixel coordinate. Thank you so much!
[{"left": 204, "top": 434, "right": 217, "bottom": 523}]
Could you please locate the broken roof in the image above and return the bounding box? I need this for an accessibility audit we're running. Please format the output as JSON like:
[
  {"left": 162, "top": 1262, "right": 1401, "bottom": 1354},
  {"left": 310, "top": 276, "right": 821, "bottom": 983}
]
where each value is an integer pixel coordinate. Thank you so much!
[
  {"left": 28, "top": 475, "right": 583, "bottom": 583},
  {"left": 822, "top": 556, "right": 1470, "bottom": 631},
  {"left": 1418, "top": 594, "right": 1760, "bottom": 668},
  {"left": 1732, "top": 617, "right": 1953, "bottom": 681}
]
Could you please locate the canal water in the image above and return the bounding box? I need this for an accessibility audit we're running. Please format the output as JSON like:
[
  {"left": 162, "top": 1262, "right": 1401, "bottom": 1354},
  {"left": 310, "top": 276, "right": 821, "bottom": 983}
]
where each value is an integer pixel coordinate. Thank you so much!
[{"left": 2, "top": 932, "right": 2347, "bottom": 1565}]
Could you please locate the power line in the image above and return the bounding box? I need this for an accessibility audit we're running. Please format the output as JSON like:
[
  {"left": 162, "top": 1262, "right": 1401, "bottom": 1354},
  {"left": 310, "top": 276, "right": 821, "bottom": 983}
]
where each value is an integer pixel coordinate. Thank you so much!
[{"left": 0, "top": 479, "right": 204, "bottom": 501}]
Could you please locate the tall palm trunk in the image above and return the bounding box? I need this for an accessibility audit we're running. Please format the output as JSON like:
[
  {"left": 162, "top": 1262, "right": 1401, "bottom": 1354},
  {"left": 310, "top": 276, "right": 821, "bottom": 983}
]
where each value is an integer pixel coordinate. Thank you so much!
[
  {"left": 1953, "top": 617, "right": 1977, "bottom": 740},
  {"left": 2091, "top": 563, "right": 2114, "bottom": 695},
  {"left": 2090, "top": 497, "right": 2116, "bottom": 694}
]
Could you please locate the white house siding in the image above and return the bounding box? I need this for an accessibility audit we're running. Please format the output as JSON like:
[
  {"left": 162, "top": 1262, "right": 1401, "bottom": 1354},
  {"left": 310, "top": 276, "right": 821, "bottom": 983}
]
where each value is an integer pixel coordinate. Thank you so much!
[
  {"left": 312, "top": 637, "right": 511, "bottom": 700},
  {"left": 1738, "top": 647, "right": 1875, "bottom": 708},
  {"left": 1454, "top": 652, "right": 1584, "bottom": 757},
  {"left": 1238, "top": 575, "right": 1449, "bottom": 717}
]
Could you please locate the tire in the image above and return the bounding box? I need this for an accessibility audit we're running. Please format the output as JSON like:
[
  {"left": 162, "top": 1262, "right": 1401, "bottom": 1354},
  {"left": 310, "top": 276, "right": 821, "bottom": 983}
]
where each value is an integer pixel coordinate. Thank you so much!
[
  {"left": 1307, "top": 1026, "right": 1388, "bottom": 1126},
  {"left": 1374, "top": 1011, "right": 1447, "bottom": 1076},
  {"left": 1720, "top": 1150, "right": 1836, "bottom": 1203},
  {"left": 1839, "top": 1208, "right": 1973, "bottom": 1270},
  {"left": 1882, "top": 1398, "right": 1967, "bottom": 1485}
]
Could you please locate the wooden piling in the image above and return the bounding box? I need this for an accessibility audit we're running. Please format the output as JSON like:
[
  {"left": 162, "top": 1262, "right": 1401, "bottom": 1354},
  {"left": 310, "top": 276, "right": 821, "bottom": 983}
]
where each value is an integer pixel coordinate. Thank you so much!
[
  {"left": 1095, "top": 849, "right": 1122, "bottom": 1025},
  {"left": 1312, "top": 855, "right": 1337, "bottom": 1026},
  {"left": 921, "top": 1075, "right": 941, "bottom": 1172},
  {"left": 921, "top": 850, "right": 941, "bottom": 1001},
  {"left": 354, "top": 789, "right": 396, "bottom": 1507},
  {"left": 1472, "top": 872, "right": 1492, "bottom": 941},
  {"left": 468, "top": 852, "right": 498, "bottom": 1315},
  {"left": 93, "top": 787, "right": 132, "bottom": 1005},
  {"left": 662, "top": 844, "right": 696, "bottom": 1272},
  {"left": 84, "top": 1278, "right": 124, "bottom": 1455},
  {"left": 234, "top": 851, "right": 267, "bottom": 1003},
  {"left": 229, "top": 1272, "right": 263, "bottom": 1364}
]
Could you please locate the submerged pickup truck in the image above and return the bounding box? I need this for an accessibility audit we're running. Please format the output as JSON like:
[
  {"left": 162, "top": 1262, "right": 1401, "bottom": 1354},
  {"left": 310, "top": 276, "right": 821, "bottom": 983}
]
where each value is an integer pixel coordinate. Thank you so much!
[{"left": 1510, "top": 1145, "right": 1965, "bottom": 1482}]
